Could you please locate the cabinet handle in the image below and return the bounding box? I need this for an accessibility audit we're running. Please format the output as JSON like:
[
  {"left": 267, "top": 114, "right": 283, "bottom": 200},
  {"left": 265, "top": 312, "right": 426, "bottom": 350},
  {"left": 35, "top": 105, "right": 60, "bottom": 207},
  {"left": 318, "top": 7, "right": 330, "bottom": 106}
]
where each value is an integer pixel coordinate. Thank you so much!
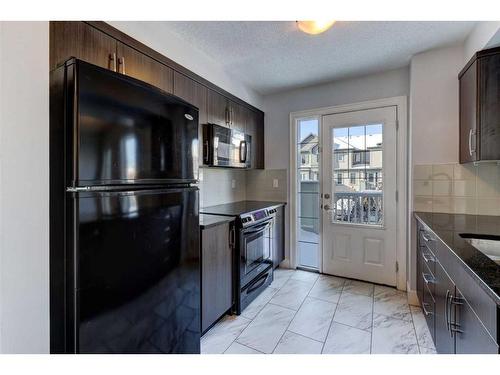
[
  {"left": 225, "top": 107, "right": 230, "bottom": 126},
  {"left": 445, "top": 290, "right": 451, "bottom": 334},
  {"left": 421, "top": 232, "right": 432, "bottom": 242},
  {"left": 422, "top": 302, "right": 433, "bottom": 316},
  {"left": 422, "top": 251, "right": 435, "bottom": 263},
  {"left": 118, "top": 56, "right": 126, "bottom": 75},
  {"left": 230, "top": 107, "right": 233, "bottom": 126},
  {"left": 109, "top": 53, "right": 117, "bottom": 72},
  {"left": 422, "top": 272, "right": 435, "bottom": 285},
  {"left": 229, "top": 227, "right": 235, "bottom": 248},
  {"left": 203, "top": 140, "right": 209, "bottom": 164},
  {"left": 468, "top": 129, "right": 476, "bottom": 156}
]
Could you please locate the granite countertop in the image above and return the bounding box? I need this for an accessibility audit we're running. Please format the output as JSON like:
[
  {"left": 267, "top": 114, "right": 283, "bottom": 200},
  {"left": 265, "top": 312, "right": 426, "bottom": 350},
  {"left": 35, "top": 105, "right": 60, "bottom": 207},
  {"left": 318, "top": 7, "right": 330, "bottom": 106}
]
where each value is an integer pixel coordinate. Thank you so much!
[
  {"left": 200, "top": 200, "right": 286, "bottom": 217},
  {"left": 199, "top": 214, "right": 235, "bottom": 229},
  {"left": 414, "top": 211, "right": 500, "bottom": 303}
]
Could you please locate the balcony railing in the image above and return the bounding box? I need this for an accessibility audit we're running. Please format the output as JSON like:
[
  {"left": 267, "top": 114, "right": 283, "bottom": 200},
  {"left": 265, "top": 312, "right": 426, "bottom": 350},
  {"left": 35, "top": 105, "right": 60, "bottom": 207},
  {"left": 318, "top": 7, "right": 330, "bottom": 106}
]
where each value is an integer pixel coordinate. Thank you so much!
[{"left": 333, "top": 191, "right": 383, "bottom": 225}]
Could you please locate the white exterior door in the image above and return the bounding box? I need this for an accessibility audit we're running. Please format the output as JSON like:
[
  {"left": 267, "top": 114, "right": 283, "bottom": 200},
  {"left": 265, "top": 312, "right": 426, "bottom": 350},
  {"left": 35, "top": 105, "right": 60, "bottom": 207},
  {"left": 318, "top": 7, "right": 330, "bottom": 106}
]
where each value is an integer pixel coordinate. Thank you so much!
[{"left": 321, "top": 106, "right": 398, "bottom": 286}]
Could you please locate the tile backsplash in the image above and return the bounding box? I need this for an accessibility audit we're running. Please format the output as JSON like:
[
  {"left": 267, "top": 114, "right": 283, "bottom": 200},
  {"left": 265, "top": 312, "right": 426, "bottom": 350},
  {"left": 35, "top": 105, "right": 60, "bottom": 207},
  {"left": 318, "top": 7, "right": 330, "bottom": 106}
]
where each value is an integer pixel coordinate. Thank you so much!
[
  {"left": 413, "top": 163, "right": 500, "bottom": 215},
  {"left": 199, "top": 168, "right": 287, "bottom": 208}
]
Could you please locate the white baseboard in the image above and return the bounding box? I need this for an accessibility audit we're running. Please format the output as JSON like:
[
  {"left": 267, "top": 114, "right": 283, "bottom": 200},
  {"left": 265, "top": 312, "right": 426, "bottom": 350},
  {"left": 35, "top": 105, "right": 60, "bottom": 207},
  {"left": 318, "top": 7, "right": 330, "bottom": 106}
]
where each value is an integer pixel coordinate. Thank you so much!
[{"left": 406, "top": 281, "right": 420, "bottom": 306}]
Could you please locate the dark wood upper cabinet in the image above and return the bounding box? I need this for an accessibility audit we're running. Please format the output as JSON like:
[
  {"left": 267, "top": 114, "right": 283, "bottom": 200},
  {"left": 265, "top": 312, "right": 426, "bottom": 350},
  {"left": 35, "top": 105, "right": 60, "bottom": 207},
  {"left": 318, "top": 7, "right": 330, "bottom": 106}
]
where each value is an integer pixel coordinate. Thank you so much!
[
  {"left": 116, "top": 42, "right": 173, "bottom": 94},
  {"left": 173, "top": 71, "right": 208, "bottom": 166},
  {"left": 228, "top": 100, "right": 246, "bottom": 132},
  {"left": 50, "top": 21, "right": 117, "bottom": 70},
  {"left": 173, "top": 71, "right": 208, "bottom": 124},
  {"left": 244, "top": 107, "right": 265, "bottom": 169},
  {"left": 208, "top": 89, "right": 229, "bottom": 127},
  {"left": 459, "top": 46, "right": 500, "bottom": 163},
  {"left": 50, "top": 21, "right": 265, "bottom": 169}
]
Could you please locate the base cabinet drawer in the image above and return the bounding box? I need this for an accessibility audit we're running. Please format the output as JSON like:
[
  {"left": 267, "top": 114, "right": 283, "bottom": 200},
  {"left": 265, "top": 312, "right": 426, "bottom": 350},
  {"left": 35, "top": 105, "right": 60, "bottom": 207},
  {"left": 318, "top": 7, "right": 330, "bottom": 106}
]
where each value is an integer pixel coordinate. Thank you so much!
[{"left": 454, "top": 289, "right": 499, "bottom": 354}]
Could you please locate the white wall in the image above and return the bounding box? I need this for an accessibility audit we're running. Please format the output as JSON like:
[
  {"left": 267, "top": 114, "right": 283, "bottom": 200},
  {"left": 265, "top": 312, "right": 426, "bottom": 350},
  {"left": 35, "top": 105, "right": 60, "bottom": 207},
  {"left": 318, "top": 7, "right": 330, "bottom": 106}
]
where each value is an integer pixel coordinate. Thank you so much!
[
  {"left": 263, "top": 67, "right": 410, "bottom": 170},
  {"left": 108, "top": 21, "right": 264, "bottom": 110},
  {"left": 0, "top": 22, "right": 50, "bottom": 353},
  {"left": 464, "top": 21, "right": 500, "bottom": 62},
  {"left": 410, "top": 44, "right": 464, "bottom": 166}
]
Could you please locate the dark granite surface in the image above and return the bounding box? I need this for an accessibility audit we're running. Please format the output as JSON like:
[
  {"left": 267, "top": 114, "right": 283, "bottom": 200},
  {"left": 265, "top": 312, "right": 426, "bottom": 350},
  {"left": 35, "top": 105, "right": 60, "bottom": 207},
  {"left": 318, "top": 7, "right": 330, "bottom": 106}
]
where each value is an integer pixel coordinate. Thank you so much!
[
  {"left": 414, "top": 212, "right": 500, "bottom": 304},
  {"left": 199, "top": 214, "right": 235, "bottom": 229},
  {"left": 200, "top": 200, "right": 286, "bottom": 217}
]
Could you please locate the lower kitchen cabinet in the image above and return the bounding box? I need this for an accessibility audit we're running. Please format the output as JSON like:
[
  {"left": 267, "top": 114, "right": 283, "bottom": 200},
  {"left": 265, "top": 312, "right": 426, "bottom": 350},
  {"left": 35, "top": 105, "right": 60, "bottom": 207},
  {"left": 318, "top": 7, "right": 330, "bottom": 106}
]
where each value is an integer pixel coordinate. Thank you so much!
[
  {"left": 416, "top": 217, "right": 499, "bottom": 354},
  {"left": 454, "top": 289, "right": 499, "bottom": 354},
  {"left": 434, "top": 262, "right": 455, "bottom": 354},
  {"left": 271, "top": 205, "right": 285, "bottom": 268},
  {"left": 201, "top": 220, "right": 234, "bottom": 333}
]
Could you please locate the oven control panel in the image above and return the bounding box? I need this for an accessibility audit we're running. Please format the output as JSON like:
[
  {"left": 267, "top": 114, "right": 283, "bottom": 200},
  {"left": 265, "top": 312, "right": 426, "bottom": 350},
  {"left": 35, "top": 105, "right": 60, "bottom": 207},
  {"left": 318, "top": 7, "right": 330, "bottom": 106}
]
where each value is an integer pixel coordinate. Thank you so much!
[{"left": 240, "top": 207, "right": 279, "bottom": 227}]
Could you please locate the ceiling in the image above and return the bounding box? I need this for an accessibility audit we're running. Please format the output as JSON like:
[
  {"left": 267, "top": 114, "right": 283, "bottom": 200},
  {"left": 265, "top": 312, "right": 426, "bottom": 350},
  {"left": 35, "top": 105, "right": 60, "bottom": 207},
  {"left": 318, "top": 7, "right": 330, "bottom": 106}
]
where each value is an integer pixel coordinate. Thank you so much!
[{"left": 159, "top": 21, "right": 476, "bottom": 95}]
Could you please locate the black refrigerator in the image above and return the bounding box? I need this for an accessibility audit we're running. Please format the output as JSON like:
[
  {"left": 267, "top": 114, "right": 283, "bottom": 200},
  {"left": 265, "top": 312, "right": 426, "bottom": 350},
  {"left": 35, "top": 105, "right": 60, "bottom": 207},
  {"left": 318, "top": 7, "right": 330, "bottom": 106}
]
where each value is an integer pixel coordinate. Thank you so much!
[{"left": 50, "top": 59, "right": 200, "bottom": 354}]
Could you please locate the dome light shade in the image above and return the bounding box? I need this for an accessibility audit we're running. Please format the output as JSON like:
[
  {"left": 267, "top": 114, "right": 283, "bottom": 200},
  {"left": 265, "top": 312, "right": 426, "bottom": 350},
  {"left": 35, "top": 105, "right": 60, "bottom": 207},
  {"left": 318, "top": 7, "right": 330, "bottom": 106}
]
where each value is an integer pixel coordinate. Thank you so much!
[{"left": 296, "top": 20, "right": 336, "bottom": 35}]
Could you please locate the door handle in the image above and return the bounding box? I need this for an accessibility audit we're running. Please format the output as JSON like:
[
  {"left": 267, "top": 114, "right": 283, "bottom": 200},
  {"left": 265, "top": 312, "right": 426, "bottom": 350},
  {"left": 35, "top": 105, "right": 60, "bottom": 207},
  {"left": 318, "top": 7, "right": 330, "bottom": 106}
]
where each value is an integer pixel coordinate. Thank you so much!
[
  {"left": 324, "top": 204, "right": 332, "bottom": 211},
  {"left": 118, "top": 56, "right": 126, "bottom": 74},
  {"left": 109, "top": 53, "right": 117, "bottom": 72}
]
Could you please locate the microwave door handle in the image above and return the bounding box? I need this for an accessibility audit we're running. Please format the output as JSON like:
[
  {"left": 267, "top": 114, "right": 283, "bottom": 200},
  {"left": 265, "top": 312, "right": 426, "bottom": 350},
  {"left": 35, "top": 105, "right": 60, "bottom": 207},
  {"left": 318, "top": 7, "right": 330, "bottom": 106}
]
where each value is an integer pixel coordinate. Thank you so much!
[{"left": 239, "top": 140, "right": 247, "bottom": 163}]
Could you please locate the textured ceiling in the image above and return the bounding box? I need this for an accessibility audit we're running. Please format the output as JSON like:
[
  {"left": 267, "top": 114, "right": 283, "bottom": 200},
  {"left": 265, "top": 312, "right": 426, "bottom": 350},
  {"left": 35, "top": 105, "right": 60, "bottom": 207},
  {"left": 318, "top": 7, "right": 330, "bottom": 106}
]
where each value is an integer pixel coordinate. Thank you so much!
[{"left": 159, "top": 21, "right": 476, "bottom": 95}]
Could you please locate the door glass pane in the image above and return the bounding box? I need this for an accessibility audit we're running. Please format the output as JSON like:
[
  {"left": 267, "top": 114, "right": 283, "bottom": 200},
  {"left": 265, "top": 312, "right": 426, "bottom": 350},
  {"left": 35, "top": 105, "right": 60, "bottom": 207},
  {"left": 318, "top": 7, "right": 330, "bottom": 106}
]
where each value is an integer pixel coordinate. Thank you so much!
[
  {"left": 297, "top": 119, "right": 320, "bottom": 269},
  {"left": 332, "top": 124, "right": 383, "bottom": 226}
]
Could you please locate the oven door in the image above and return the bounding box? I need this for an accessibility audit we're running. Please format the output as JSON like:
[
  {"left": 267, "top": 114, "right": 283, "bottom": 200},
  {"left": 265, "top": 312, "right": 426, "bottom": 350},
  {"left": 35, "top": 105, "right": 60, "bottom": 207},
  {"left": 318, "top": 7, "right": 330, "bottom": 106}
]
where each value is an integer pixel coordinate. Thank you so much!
[{"left": 240, "top": 219, "right": 273, "bottom": 288}]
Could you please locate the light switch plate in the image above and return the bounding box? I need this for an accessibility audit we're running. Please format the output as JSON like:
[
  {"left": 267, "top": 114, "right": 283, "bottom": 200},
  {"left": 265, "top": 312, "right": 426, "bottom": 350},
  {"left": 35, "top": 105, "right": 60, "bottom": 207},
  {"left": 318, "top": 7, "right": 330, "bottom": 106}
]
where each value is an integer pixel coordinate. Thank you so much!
[
  {"left": 273, "top": 179, "right": 279, "bottom": 188},
  {"left": 231, "top": 179, "right": 236, "bottom": 189}
]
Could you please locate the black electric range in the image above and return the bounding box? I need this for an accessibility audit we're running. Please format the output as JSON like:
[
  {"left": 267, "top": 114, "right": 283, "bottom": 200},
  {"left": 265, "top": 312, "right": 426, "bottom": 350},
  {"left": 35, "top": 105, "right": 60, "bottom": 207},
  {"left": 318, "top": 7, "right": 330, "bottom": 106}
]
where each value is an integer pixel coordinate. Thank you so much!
[{"left": 201, "top": 201, "right": 285, "bottom": 314}]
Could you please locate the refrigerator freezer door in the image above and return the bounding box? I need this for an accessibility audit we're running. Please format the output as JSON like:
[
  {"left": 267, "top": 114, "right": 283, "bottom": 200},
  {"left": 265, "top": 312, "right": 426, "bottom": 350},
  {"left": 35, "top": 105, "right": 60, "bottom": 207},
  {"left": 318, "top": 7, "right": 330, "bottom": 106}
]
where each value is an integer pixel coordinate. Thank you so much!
[
  {"left": 73, "top": 60, "right": 199, "bottom": 185},
  {"left": 70, "top": 187, "right": 200, "bottom": 353}
]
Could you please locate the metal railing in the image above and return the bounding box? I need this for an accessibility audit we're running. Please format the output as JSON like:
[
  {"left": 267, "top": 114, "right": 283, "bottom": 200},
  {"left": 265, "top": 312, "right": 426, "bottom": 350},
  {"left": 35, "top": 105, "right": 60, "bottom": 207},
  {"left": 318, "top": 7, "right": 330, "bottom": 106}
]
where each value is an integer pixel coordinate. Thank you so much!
[{"left": 333, "top": 191, "right": 383, "bottom": 225}]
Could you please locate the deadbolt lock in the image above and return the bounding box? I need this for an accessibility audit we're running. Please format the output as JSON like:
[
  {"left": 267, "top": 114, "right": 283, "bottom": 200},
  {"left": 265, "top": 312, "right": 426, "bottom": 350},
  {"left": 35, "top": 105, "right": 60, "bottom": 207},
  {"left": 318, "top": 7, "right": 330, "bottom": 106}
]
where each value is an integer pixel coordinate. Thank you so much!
[{"left": 324, "top": 193, "right": 330, "bottom": 199}]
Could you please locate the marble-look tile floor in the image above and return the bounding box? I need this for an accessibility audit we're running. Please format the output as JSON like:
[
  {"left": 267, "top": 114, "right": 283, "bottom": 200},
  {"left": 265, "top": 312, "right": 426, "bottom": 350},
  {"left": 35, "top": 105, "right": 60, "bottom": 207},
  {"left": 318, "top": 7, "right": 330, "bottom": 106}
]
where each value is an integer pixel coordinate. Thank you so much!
[{"left": 201, "top": 269, "right": 437, "bottom": 354}]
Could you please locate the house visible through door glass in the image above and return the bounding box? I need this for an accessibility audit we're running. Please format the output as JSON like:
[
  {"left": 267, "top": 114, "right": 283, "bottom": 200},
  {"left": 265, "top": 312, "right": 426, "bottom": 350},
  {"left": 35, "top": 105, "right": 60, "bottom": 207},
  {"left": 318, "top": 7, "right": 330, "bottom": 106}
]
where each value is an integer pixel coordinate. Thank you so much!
[{"left": 332, "top": 124, "right": 383, "bottom": 225}]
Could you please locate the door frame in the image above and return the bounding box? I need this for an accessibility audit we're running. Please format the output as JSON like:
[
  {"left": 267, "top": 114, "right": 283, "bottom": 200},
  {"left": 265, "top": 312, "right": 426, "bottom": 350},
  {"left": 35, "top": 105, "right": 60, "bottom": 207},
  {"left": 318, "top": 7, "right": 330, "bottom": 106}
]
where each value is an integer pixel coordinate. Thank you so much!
[{"left": 289, "top": 96, "right": 408, "bottom": 291}]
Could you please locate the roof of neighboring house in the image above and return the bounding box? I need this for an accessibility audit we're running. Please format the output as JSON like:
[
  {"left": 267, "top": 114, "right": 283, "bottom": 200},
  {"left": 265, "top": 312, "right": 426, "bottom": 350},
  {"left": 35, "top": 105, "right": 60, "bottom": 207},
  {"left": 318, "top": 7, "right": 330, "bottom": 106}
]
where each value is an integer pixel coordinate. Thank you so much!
[
  {"left": 300, "top": 134, "right": 319, "bottom": 152},
  {"left": 334, "top": 134, "right": 382, "bottom": 151}
]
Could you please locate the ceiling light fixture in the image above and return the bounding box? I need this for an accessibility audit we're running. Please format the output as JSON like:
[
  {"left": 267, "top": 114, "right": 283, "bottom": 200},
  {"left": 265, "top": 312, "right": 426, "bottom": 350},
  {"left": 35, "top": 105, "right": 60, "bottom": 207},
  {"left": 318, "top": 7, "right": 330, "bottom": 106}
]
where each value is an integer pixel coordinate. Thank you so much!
[{"left": 296, "top": 20, "right": 336, "bottom": 35}]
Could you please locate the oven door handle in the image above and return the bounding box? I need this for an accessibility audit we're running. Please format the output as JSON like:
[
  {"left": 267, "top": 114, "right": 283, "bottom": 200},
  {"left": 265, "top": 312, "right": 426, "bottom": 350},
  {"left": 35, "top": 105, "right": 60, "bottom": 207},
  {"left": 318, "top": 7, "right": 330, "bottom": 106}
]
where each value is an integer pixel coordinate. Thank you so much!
[
  {"left": 242, "top": 220, "right": 272, "bottom": 235},
  {"left": 246, "top": 271, "right": 270, "bottom": 294}
]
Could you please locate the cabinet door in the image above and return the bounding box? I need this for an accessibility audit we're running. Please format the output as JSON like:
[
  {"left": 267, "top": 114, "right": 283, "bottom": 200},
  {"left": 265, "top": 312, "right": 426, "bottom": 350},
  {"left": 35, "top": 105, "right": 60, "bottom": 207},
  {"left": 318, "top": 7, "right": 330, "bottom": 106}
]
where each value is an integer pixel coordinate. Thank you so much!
[
  {"left": 208, "top": 89, "right": 229, "bottom": 127},
  {"left": 201, "top": 223, "right": 233, "bottom": 332},
  {"left": 272, "top": 206, "right": 285, "bottom": 268},
  {"left": 173, "top": 72, "right": 208, "bottom": 167},
  {"left": 228, "top": 101, "right": 246, "bottom": 132},
  {"left": 116, "top": 42, "right": 173, "bottom": 93},
  {"left": 50, "top": 21, "right": 117, "bottom": 70},
  {"left": 245, "top": 108, "right": 265, "bottom": 169},
  {"left": 479, "top": 53, "right": 500, "bottom": 160},
  {"left": 434, "top": 261, "right": 455, "bottom": 354},
  {"left": 459, "top": 61, "right": 478, "bottom": 163},
  {"left": 454, "top": 289, "right": 498, "bottom": 354}
]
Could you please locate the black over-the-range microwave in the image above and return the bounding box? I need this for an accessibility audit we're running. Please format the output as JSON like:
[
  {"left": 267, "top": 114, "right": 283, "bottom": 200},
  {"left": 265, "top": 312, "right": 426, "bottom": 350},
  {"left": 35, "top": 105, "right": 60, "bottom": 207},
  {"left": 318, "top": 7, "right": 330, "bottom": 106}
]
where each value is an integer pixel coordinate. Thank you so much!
[{"left": 202, "top": 123, "right": 252, "bottom": 168}]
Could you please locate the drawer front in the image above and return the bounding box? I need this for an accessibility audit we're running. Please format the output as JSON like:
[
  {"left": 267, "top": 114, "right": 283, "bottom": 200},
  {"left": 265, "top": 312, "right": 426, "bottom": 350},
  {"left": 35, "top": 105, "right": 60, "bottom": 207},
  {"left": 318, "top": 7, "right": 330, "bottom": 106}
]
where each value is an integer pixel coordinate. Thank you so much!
[
  {"left": 422, "top": 281, "right": 436, "bottom": 341},
  {"left": 418, "top": 224, "right": 437, "bottom": 253}
]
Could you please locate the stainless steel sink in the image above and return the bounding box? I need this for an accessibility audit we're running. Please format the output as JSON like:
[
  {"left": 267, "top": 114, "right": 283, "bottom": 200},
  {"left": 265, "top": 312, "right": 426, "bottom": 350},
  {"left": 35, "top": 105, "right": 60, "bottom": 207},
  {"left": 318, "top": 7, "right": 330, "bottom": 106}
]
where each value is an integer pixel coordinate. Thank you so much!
[{"left": 460, "top": 234, "right": 500, "bottom": 265}]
